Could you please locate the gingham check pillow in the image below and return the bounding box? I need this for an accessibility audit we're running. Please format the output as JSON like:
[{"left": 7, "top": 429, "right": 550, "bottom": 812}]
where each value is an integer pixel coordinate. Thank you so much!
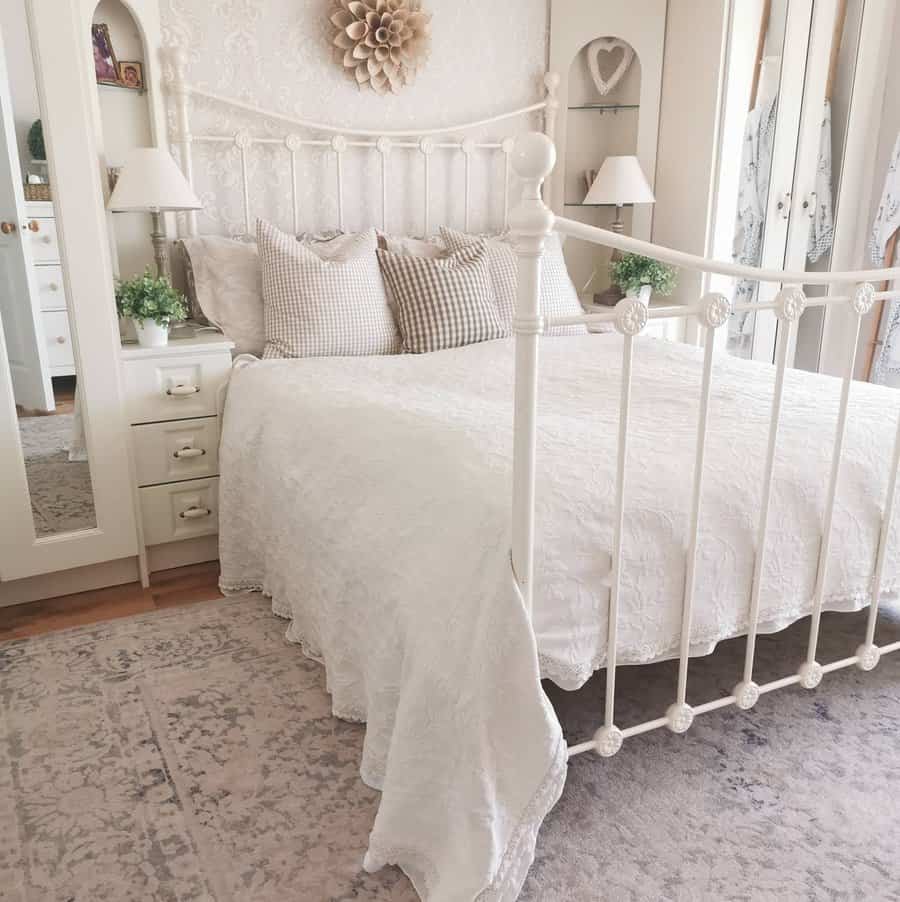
[
  {"left": 257, "top": 220, "right": 400, "bottom": 359},
  {"left": 440, "top": 227, "right": 588, "bottom": 336},
  {"left": 376, "top": 239, "right": 506, "bottom": 354}
]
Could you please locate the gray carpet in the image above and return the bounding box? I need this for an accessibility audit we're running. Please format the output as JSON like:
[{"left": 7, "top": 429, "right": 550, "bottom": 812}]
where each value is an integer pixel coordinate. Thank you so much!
[
  {"left": 18, "top": 413, "right": 96, "bottom": 535},
  {"left": 1, "top": 594, "right": 899, "bottom": 901}
]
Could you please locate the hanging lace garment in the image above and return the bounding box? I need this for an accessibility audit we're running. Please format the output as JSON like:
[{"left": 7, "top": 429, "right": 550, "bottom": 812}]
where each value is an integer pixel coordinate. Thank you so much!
[
  {"left": 869, "top": 133, "right": 900, "bottom": 385},
  {"left": 807, "top": 99, "right": 834, "bottom": 263},
  {"left": 731, "top": 93, "right": 778, "bottom": 339}
]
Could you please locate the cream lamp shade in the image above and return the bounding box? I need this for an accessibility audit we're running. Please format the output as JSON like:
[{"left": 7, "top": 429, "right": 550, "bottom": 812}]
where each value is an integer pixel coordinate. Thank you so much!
[
  {"left": 107, "top": 147, "right": 201, "bottom": 213},
  {"left": 584, "top": 155, "right": 655, "bottom": 208}
]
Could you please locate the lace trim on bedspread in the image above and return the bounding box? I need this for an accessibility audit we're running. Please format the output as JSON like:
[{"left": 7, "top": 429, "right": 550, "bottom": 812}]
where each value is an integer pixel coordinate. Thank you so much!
[
  {"left": 222, "top": 579, "right": 569, "bottom": 902},
  {"left": 539, "top": 583, "right": 900, "bottom": 690},
  {"left": 223, "top": 577, "right": 900, "bottom": 695}
]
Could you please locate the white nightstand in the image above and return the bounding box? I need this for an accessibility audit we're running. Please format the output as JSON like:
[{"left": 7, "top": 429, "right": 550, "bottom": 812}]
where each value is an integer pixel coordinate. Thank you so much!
[
  {"left": 581, "top": 296, "right": 685, "bottom": 342},
  {"left": 120, "top": 331, "right": 234, "bottom": 582}
]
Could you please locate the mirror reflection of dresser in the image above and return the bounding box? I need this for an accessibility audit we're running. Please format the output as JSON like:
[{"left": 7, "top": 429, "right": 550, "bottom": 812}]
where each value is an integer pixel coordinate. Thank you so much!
[{"left": 26, "top": 201, "right": 76, "bottom": 380}]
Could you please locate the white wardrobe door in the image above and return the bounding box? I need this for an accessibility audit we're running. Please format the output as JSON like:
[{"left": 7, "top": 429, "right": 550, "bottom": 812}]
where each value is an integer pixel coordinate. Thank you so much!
[
  {"left": 746, "top": 0, "right": 816, "bottom": 364},
  {"left": 0, "top": 0, "right": 137, "bottom": 579}
]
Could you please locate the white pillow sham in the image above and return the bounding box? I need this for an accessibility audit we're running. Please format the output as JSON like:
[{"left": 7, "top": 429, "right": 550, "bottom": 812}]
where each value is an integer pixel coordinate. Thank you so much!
[{"left": 179, "top": 236, "right": 264, "bottom": 355}]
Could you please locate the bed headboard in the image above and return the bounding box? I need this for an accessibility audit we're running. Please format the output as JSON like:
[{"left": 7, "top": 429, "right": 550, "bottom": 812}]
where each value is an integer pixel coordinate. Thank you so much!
[{"left": 163, "top": 48, "right": 560, "bottom": 240}]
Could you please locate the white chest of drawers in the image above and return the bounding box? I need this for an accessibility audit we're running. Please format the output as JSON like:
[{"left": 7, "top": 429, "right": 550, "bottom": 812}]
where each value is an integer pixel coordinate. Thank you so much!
[
  {"left": 25, "top": 201, "right": 75, "bottom": 377},
  {"left": 120, "top": 332, "right": 235, "bottom": 576}
]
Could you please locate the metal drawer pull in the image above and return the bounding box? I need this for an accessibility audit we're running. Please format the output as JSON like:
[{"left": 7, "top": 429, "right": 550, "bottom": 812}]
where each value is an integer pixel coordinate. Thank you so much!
[
  {"left": 48, "top": 282, "right": 59, "bottom": 292},
  {"left": 27, "top": 220, "right": 40, "bottom": 232},
  {"left": 55, "top": 336, "right": 66, "bottom": 344},
  {"left": 173, "top": 446, "right": 206, "bottom": 460},
  {"left": 179, "top": 506, "right": 211, "bottom": 520},
  {"left": 166, "top": 383, "right": 200, "bottom": 397}
]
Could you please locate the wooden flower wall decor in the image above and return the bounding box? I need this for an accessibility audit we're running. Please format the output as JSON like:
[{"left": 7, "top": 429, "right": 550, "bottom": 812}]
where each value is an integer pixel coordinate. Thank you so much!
[{"left": 331, "top": 0, "right": 432, "bottom": 94}]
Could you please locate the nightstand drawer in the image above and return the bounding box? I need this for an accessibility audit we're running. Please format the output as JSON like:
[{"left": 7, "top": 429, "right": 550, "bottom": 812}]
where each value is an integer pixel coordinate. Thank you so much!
[
  {"left": 36, "top": 265, "right": 66, "bottom": 310},
  {"left": 42, "top": 310, "right": 74, "bottom": 368},
  {"left": 123, "top": 352, "right": 231, "bottom": 424},
  {"left": 27, "top": 217, "right": 59, "bottom": 264},
  {"left": 132, "top": 417, "right": 219, "bottom": 487},
  {"left": 140, "top": 477, "right": 219, "bottom": 545}
]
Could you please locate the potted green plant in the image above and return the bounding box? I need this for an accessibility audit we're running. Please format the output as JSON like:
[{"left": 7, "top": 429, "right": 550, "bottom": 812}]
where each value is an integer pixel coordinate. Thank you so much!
[
  {"left": 27, "top": 119, "right": 45, "bottom": 161},
  {"left": 115, "top": 269, "right": 187, "bottom": 348},
  {"left": 609, "top": 253, "right": 677, "bottom": 305}
]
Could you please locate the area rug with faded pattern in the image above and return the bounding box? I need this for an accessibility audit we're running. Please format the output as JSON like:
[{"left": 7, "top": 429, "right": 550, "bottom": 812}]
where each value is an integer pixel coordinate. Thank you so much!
[{"left": 1, "top": 593, "right": 899, "bottom": 901}]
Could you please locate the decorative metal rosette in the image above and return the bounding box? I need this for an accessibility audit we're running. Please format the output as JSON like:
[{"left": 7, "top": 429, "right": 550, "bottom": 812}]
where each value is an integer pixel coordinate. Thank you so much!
[
  {"left": 851, "top": 282, "right": 876, "bottom": 317},
  {"left": 233, "top": 129, "right": 253, "bottom": 151},
  {"left": 774, "top": 286, "right": 807, "bottom": 322},
  {"left": 376, "top": 136, "right": 392, "bottom": 155},
  {"left": 285, "top": 133, "right": 303, "bottom": 153},
  {"left": 331, "top": 135, "right": 348, "bottom": 154},
  {"left": 593, "top": 725, "right": 624, "bottom": 758},
  {"left": 699, "top": 292, "right": 732, "bottom": 329},
  {"left": 798, "top": 660, "right": 823, "bottom": 690},
  {"left": 614, "top": 297, "right": 649, "bottom": 336},
  {"left": 666, "top": 703, "right": 694, "bottom": 734},
  {"left": 855, "top": 643, "right": 881, "bottom": 672},
  {"left": 732, "top": 680, "right": 760, "bottom": 710},
  {"left": 419, "top": 136, "right": 434, "bottom": 155}
]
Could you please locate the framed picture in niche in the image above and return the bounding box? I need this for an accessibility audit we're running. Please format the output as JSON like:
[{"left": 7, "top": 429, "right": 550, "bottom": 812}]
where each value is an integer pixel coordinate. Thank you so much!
[
  {"left": 118, "top": 61, "right": 144, "bottom": 90},
  {"left": 91, "top": 23, "right": 120, "bottom": 85}
]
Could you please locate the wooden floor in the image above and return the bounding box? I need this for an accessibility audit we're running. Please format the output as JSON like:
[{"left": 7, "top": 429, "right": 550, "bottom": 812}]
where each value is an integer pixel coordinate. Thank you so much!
[
  {"left": 16, "top": 375, "right": 77, "bottom": 418},
  {"left": 0, "top": 561, "right": 223, "bottom": 641}
]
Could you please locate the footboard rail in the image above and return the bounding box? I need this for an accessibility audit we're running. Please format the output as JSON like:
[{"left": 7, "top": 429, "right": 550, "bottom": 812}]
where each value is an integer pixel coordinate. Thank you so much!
[{"left": 508, "top": 132, "right": 900, "bottom": 758}]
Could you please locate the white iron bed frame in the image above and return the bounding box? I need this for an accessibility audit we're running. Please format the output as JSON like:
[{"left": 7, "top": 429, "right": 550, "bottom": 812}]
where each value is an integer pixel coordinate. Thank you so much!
[{"left": 165, "top": 51, "right": 900, "bottom": 762}]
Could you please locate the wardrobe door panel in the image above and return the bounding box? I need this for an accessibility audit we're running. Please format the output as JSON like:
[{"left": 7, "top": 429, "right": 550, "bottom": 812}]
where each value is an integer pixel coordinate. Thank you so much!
[{"left": 0, "top": 0, "right": 138, "bottom": 579}]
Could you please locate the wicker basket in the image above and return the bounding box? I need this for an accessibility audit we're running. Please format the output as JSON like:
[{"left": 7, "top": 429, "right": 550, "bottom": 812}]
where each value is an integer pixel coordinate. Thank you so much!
[{"left": 23, "top": 183, "right": 51, "bottom": 202}]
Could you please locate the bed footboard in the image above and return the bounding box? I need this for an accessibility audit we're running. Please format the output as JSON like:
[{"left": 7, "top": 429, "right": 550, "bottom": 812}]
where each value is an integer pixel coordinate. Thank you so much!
[{"left": 508, "top": 131, "right": 900, "bottom": 759}]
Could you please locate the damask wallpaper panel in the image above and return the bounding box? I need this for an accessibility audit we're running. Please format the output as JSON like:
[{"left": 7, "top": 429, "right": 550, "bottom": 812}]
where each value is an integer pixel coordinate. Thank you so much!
[{"left": 160, "top": 0, "right": 549, "bottom": 237}]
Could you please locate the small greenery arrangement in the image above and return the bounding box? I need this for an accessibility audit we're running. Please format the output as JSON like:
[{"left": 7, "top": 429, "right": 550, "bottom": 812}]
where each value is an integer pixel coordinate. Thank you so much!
[
  {"left": 115, "top": 269, "right": 188, "bottom": 326},
  {"left": 27, "top": 120, "right": 45, "bottom": 161},
  {"left": 609, "top": 253, "right": 677, "bottom": 297}
]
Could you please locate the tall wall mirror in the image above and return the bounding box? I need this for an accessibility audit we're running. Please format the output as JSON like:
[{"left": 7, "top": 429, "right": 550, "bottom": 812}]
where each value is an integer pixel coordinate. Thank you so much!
[
  {"left": 711, "top": 0, "right": 867, "bottom": 369},
  {"left": 794, "top": 0, "right": 865, "bottom": 373},
  {"left": 0, "top": 1, "right": 97, "bottom": 538},
  {"left": 0, "top": 0, "right": 138, "bottom": 582}
]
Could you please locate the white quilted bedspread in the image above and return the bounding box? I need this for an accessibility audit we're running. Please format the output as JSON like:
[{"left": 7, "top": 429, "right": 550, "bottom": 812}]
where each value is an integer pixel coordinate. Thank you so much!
[{"left": 218, "top": 334, "right": 900, "bottom": 901}]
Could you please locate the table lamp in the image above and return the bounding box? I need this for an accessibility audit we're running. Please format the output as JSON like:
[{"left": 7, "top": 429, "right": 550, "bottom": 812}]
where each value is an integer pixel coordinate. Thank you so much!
[
  {"left": 107, "top": 147, "right": 202, "bottom": 281},
  {"left": 584, "top": 154, "right": 655, "bottom": 237}
]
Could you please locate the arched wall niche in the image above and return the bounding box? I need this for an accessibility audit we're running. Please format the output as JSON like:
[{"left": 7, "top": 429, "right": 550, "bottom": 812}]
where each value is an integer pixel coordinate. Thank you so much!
[
  {"left": 547, "top": 0, "right": 666, "bottom": 297},
  {"left": 80, "top": 0, "right": 167, "bottom": 280}
]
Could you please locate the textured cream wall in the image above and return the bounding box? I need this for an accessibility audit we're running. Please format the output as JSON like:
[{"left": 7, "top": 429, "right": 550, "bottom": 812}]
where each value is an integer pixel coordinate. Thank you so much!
[{"left": 158, "top": 0, "right": 549, "bottom": 236}]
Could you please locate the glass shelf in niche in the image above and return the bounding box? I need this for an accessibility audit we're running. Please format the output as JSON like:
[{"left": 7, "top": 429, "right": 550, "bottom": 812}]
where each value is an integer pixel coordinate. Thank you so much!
[{"left": 567, "top": 103, "right": 640, "bottom": 112}]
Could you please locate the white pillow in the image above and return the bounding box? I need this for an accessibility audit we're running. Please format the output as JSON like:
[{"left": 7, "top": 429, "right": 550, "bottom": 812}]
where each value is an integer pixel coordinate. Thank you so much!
[
  {"left": 257, "top": 220, "right": 400, "bottom": 359},
  {"left": 179, "top": 236, "right": 264, "bottom": 355},
  {"left": 440, "top": 227, "right": 588, "bottom": 336}
]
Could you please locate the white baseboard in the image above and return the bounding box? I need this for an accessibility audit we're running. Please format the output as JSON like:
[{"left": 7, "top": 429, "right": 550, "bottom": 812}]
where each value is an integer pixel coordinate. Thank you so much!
[
  {"left": 0, "top": 557, "right": 140, "bottom": 608},
  {"left": 148, "top": 535, "right": 219, "bottom": 573},
  {"left": 0, "top": 537, "right": 220, "bottom": 608}
]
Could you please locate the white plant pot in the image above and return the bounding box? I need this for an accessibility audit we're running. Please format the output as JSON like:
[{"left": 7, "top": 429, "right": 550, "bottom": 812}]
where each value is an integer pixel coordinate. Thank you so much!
[
  {"left": 626, "top": 284, "right": 653, "bottom": 305},
  {"left": 133, "top": 318, "right": 170, "bottom": 348}
]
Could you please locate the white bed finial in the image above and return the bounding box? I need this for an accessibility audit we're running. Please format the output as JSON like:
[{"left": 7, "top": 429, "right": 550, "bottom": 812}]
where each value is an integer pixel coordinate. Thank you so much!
[{"left": 511, "top": 132, "right": 556, "bottom": 202}]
